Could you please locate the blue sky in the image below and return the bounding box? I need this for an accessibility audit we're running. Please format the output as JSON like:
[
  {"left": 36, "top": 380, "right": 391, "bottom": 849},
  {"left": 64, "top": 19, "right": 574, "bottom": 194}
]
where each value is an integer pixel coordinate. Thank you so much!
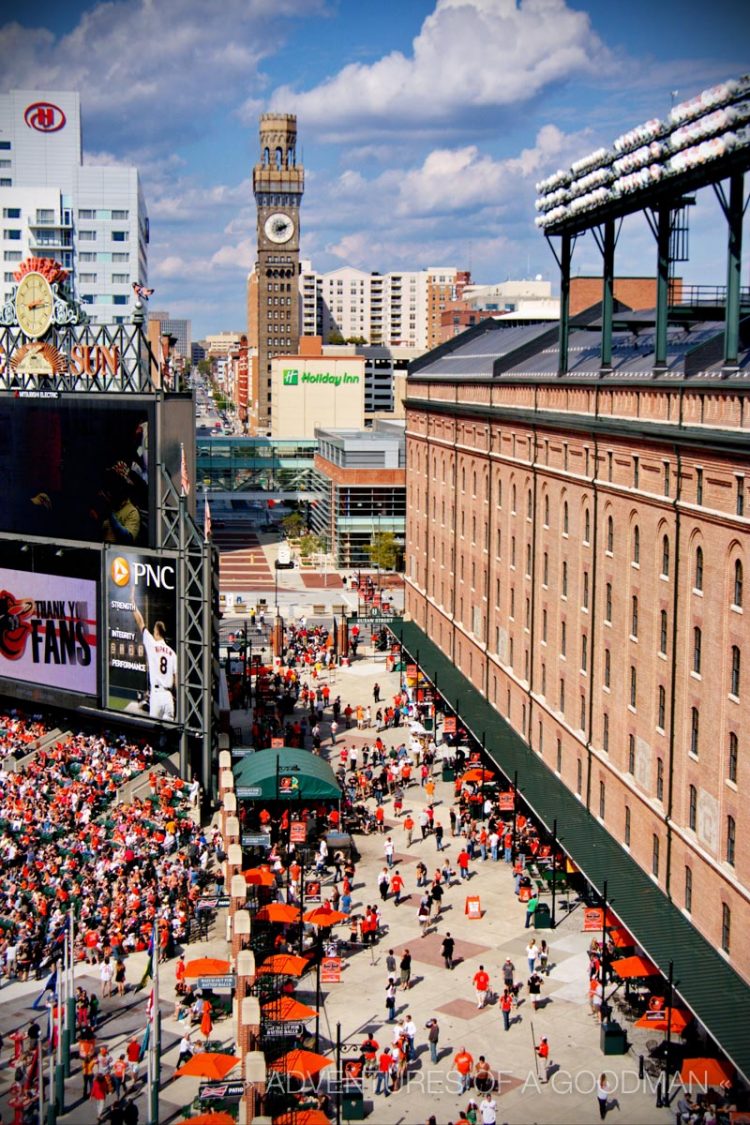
[{"left": 1, "top": 0, "right": 747, "bottom": 337}]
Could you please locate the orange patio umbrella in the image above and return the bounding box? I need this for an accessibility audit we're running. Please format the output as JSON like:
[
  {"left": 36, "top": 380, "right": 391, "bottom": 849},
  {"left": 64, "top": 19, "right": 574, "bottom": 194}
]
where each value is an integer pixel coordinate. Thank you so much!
[
  {"left": 257, "top": 953, "right": 309, "bottom": 977},
  {"left": 269, "top": 1049, "right": 333, "bottom": 1080},
  {"left": 679, "top": 1058, "right": 734, "bottom": 1088},
  {"left": 183, "top": 957, "right": 231, "bottom": 979},
  {"left": 173, "top": 1052, "right": 240, "bottom": 1080},
  {"left": 262, "top": 996, "right": 319, "bottom": 1022},
  {"left": 174, "top": 1114, "right": 237, "bottom": 1125},
  {"left": 274, "top": 1112, "right": 331, "bottom": 1125},
  {"left": 303, "top": 906, "right": 347, "bottom": 927},
  {"left": 244, "top": 866, "right": 277, "bottom": 887},
  {"left": 610, "top": 955, "right": 659, "bottom": 979},
  {"left": 459, "top": 767, "right": 495, "bottom": 783},
  {"left": 256, "top": 902, "right": 300, "bottom": 924},
  {"left": 608, "top": 927, "right": 635, "bottom": 948},
  {"left": 634, "top": 1008, "right": 692, "bottom": 1035}
]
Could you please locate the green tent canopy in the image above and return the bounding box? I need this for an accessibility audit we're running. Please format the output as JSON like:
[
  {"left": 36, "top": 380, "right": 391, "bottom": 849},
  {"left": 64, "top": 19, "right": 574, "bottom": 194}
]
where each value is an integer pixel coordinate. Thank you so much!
[{"left": 233, "top": 748, "right": 341, "bottom": 802}]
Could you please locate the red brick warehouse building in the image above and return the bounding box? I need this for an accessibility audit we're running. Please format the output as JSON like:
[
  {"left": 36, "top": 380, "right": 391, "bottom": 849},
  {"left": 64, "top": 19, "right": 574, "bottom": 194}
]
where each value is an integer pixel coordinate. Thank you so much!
[{"left": 400, "top": 76, "right": 750, "bottom": 1075}]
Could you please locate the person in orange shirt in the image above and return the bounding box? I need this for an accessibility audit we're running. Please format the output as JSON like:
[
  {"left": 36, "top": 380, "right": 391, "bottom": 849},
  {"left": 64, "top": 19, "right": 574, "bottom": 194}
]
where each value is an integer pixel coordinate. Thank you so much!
[
  {"left": 390, "top": 871, "right": 405, "bottom": 906},
  {"left": 535, "top": 1035, "right": 551, "bottom": 1083},
  {"left": 403, "top": 815, "right": 414, "bottom": 847},
  {"left": 473, "top": 965, "right": 490, "bottom": 1009},
  {"left": 453, "top": 1046, "right": 474, "bottom": 1093}
]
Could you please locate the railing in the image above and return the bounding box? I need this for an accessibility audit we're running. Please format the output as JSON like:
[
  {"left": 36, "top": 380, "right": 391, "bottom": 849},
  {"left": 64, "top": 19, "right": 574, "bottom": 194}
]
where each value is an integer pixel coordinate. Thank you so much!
[{"left": 672, "top": 284, "right": 750, "bottom": 306}]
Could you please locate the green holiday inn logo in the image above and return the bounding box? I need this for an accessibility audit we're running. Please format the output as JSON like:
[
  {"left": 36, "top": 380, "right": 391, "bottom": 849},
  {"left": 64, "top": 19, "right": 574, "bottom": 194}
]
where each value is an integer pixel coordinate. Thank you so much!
[{"left": 282, "top": 368, "right": 360, "bottom": 388}]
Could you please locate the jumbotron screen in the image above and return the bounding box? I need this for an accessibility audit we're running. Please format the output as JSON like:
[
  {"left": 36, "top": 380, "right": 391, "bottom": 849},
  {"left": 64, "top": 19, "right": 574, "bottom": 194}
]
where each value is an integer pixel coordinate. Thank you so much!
[
  {"left": 0, "top": 566, "right": 97, "bottom": 696},
  {"left": 0, "top": 396, "right": 153, "bottom": 547}
]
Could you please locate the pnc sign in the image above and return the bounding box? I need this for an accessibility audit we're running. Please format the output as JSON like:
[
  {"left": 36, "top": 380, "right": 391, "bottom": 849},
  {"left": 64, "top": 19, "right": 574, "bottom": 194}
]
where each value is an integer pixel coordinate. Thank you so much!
[
  {"left": 111, "top": 556, "right": 175, "bottom": 590},
  {"left": 24, "top": 102, "right": 66, "bottom": 133}
]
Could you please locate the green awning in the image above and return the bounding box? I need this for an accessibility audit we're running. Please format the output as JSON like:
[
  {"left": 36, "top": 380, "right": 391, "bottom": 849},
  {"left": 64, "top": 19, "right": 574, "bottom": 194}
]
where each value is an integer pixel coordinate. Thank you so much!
[
  {"left": 233, "top": 748, "right": 341, "bottom": 802},
  {"left": 393, "top": 619, "right": 750, "bottom": 1083}
]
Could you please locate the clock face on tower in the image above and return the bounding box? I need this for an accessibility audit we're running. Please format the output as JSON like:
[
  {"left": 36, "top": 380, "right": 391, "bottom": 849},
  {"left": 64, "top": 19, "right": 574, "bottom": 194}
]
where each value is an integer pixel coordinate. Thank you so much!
[
  {"left": 264, "top": 212, "right": 295, "bottom": 244},
  {"left": 15, "top": 271, "right": 54, "bottom": 338}
]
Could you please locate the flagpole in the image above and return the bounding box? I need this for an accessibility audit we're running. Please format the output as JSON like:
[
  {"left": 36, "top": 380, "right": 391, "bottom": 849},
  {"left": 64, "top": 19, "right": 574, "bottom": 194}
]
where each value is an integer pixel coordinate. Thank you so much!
[
  {"left": 149, "top": 922, "right": 161, "bottom": 1125},
  {"left": 62, "top": 923, "right": 71, "bottom": 1078},
  {"left": 54, "top": 957, "right": 64, "bottom": 1115},
  {"left": 67, "top": 907, "right": 77, "bottom": 1047},
  {"left": 47, "top": 1035, "right": 56, "bottom": 1125}
]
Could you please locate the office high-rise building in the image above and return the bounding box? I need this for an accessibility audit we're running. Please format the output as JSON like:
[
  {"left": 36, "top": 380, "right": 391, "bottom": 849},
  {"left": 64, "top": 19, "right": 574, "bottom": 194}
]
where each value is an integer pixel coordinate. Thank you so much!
[{"left": 0, "top": 90, "right": 148, "bottom": 324}]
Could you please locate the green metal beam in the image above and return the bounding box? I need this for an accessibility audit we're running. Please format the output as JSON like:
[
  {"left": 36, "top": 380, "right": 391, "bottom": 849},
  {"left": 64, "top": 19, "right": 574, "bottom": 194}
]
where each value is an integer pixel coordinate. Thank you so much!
[
  {"left": 724, "top": 172, "right": 744, "bottom": 368},
  {"left": 601, "top": 220, "right": 616, "bottom": 370},
  {"left": 655, "top": 205, "right": 671, "bottom": 368},
  {"left": 558, "top": 233, "right": 572, "bottom": 375}
]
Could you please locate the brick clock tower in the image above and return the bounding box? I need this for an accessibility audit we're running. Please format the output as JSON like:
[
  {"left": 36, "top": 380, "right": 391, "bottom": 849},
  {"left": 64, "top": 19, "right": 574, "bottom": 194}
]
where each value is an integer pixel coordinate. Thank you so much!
[{"left": 249, "top": 113, "right": 304, "bottom": 433}]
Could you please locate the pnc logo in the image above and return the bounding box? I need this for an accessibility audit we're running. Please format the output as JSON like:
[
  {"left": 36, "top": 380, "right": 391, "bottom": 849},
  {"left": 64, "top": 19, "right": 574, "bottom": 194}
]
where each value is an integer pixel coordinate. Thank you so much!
[
  {"left": 282, "top": 369, "right": 298, "bottom": 385},
  {"left": 110, "top": 556, "right": 130, "bottom": 587},
  {"left": 24, "top": 102, "right": 66, "bottom": 133}
]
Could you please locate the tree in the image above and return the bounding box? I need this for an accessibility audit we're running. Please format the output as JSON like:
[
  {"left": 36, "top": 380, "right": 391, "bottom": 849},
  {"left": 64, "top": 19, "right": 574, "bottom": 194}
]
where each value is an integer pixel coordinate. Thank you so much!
[
  {"left": 366, "top": 531, "right": 399, "bottom": 572},
  {"left": 327, "top": 331, "right": 345, "bottom": 345},
  {"left": 299, "top": 532, "right": 323, "bottom": 559},
  {"left": 281, "top": 511, "right": 306, "bottom": 539}
]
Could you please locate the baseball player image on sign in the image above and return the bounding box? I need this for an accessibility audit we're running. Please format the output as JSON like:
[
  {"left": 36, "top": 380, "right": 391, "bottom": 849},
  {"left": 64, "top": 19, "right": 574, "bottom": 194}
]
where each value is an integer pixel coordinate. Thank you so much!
[{"left": 131, "top": 586, "right": 177, "bottom": 721}]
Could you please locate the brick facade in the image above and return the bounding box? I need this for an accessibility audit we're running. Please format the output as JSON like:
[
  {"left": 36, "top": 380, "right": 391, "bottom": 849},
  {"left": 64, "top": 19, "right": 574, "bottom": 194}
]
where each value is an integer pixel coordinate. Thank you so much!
[{"left": 404, "top": 376, "right": 750, "bottom": 980}]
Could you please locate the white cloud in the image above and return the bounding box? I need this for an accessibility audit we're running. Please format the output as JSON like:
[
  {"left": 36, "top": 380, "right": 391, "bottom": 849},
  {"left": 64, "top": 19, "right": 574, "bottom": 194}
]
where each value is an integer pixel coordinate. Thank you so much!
[
  {"left": 271, "top": 0, "right": 608, "bottom": 136},
  {"left": 0, "top": 0, "right": 323, "bottom": 148}
]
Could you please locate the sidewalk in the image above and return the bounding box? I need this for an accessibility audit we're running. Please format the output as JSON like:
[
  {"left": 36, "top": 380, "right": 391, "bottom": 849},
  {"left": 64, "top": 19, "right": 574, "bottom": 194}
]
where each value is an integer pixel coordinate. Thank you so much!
[{"left": 279, "top": 655, "right": 676, "bottom": 1125}]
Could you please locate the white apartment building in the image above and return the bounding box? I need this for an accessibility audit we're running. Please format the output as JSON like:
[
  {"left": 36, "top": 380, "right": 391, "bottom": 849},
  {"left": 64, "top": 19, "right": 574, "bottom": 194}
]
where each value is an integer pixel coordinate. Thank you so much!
[
  {"left": 300, "top": 265, "right": 463, "bottom": 350},
  {"left": 461, "top": 278, "right": 559, "bottom": 319},
  {"left": 0, "top": 90, "right": 148, "bottom": 324}
]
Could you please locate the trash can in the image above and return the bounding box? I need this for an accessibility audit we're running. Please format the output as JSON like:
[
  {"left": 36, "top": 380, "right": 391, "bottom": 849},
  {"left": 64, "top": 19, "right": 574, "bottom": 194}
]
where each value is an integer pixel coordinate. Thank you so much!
[
  {"left": 441, "top": 763, "right": 455, "bottom": 782},
  {"left": 342, "top": 1082, "right": 366, "bottom": 1120},
  {"left": 600, "top": 1020, "right": 627, "bottom": 1055},
  {"left": 534, "top": 902, "right": 552, "bottom": 929}
]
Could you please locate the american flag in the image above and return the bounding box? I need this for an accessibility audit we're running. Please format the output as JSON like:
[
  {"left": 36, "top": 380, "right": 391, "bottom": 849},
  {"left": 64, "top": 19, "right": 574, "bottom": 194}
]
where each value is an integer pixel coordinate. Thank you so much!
[
  {"left": 204, "top": 499, "right": 212, "bottom": 541},
  {"left": 180, "top": 443, "right": 190, "bottom": 497},
  {"left": 132, "top": 281, "right": 155, "bottom": 300}
]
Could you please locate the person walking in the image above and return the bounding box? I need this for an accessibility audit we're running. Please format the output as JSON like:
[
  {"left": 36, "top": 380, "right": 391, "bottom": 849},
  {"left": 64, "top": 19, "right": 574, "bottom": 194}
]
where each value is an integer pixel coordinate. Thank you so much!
[
  {"left": 596, "top": 1073, "right": 611, "bottom": 1119},
  {"left": 386, "top": 950, "right": 397, "bottom": 977},
  {"left": 377, "top": 867, "right": 389, "bottom": 901},
  {"left": 457, "top": 846, "right": 470, "bottom": 880},
  {"left": 538, "top": 939, "right": 550, "bottom": 975},
  {"left": 385, "top": 980, "right": 396, "bottom": 1022},
  {"left": 441, "top": 932, "right": 455, "bottom": 970},
  {"left": 373, "top": 682, "right": 381, "bottom": 703},
  {"left": 502, "top": 957, "right": 515, "bottom": 993},
  {"left": 500, "top": 988, "right": 513, "bottom": 1031},
  {"left": 384, "top": 837, "right": 395, "bottom": 868},
  {"left": 473, "top": 965, "right": 490, "bottom": 1009},
  {"left": 400, "top": 949, "right": 412, "bottom": 991},
  {"left": 100, "top": 956, "right": 113, "bottom": 999},
  {"left": 526, "top": 938, "right": 538, "bottom": 974},
  {"left": 527, "top": 970, "right": 543, "bottom": 1011},
  {"left": 403, "top": 815, "right": 415, "bottom": 847},
  {"left": 426, "top": 1018, "right": 440, "bottom": 1064},
  {"left": 430, "top": 878, "right": 444, "bottom": 917},
  {"left": 375, "top": 1047, "right": 392, "bottom": 1095},
  {"left": 434, "top": 821, "right": 444, "bottom": 851},
  {"left": 390, "top": 870, "right": 404, "bottom": 906},
  {"left": 453, "top": 1047, "right": 474, "bottom": 1093},
  {"left": 480, "top": 1094, "right": 497, "bottom": 1124}
]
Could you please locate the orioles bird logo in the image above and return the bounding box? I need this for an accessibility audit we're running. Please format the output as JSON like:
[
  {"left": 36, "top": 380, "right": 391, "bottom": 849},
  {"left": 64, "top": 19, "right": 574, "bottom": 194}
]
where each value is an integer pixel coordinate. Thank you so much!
[{"left": 0, "top": 591, "right": 35, "bottom": 660}]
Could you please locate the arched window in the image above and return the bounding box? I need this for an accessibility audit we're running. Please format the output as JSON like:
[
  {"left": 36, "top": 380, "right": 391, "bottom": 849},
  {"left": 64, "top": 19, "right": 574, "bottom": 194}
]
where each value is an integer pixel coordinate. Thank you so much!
[
  {"left": 511, "top": 484, "right": 516, "bottom": 513},
  {"left": 658, "top": 686, "right": 666, "bottom": 729},
  {"left": 544, "top": 495, "right": 550, "bottom": 526},
  {"left": 633, "top": 526, "right": 640, "bottom": 564},
  {"left": 563, "top": 502, "right": 569, "bottom": 535},
  {"left": 527, "top": 490, "right": 532, "bottom": 519},
  {"left": 605, "top": 583, "right": 612, "bottom": 622},
  {"left": 562, "top": 561, "right": 568, "bottom": 597},
  {"left": 728, "top": 732, "right": 738, "bottom": 783},
  {"left": 660, "top": 610, "right": 668, "bottom": 654},
  {"left": 734, "top": 560, "right": 743, "bottom": 608},
  {"left": 631, "top": 596, "right": 638, "bottom": 638},
  {"left": 688, "top": 785, "right": 697, "bottom": 829},
  {"left": 731, "top": 646, "right": 741, "bottom": 697},
  {"left": 693, "top": 627, "right": 702, "bottom": 675},
  {"left": 662, "top": 536, "right": 670, "bottom": 577},
  {"left": 695, "top": 546, "right": 703, "bottom": 591},
  {"left": 727, "top": 816, "right": 736, "bottom": 866},
  {"left": 461, "top": 467, "right": 466, "bottom": 491},
  {"left": 584, "top": 510, "right": 590, "bottom": 543},
  {"left": 690, "top": 707, "right": 700, "bottom": 755},
  {"left": 606, "top": 515, "right": 614, "bottom": 553}
]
